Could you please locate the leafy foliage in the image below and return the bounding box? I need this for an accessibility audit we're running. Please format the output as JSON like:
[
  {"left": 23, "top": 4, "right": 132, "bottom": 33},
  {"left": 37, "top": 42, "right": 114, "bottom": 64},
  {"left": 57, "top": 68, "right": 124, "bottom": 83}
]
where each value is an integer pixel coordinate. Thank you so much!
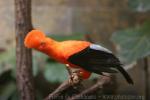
[
  {"left": 128, "top": 0, "right": 150, "bottom": 11},
  {"left": 44, "top": 63, "right": 68, "bottom": 82},
  {"left": 112, "top": 21, "right": 150, "bottom": 63}
]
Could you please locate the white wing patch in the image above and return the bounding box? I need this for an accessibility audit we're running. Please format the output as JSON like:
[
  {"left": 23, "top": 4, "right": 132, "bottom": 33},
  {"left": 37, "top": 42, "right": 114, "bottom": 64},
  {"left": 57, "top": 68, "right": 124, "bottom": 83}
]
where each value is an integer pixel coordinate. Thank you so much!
[{"left": 90, "top": 44, "right": 112, "bottom": 53}]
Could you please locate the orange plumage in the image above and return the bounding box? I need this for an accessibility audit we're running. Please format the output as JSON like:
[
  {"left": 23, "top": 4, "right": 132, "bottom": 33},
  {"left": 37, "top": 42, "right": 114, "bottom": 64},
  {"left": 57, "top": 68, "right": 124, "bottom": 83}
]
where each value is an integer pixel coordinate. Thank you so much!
[
  {"left": 24, "top": 30, "right": 134, "bottom": 84},
  {"left": 24, "top": 30, "right": 91, "bottom": 79}
]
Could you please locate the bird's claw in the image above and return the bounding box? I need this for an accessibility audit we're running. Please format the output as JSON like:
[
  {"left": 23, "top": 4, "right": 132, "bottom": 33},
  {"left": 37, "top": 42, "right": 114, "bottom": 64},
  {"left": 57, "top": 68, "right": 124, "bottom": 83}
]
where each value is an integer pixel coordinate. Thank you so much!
[{"left": 68, "top": 70, "right": 82, "bottom": 85}]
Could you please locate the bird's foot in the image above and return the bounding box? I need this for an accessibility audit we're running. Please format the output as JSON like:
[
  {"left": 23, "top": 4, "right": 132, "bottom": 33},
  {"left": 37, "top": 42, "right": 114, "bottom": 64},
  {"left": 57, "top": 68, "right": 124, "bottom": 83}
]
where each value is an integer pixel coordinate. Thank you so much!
[
  {"left": 65, "top": 64, "right": 82, "bottom": 85},
  {"left": 68, "top": 70, "right": 82, "bottom": 85}
]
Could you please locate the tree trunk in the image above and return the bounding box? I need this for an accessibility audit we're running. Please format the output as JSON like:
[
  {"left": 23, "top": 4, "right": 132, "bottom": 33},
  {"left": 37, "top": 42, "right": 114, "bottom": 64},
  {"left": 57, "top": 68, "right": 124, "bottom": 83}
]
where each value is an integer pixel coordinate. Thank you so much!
[
  {"left": 144, "top": 57, "right": 149, "bottom": 100},
  {"left": 15, "top": 0, "right": 35, "bottom": 100}
]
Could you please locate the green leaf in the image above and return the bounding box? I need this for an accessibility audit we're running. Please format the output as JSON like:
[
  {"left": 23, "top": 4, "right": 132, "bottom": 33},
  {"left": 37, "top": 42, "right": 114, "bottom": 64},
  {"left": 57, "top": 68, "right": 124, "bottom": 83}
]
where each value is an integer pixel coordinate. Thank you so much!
[
  {"left": 43, "top": 63, "right": 68, "bottom": 83},
  {"left": 112, "top": 21, "right": 150, "bottom": 63}
]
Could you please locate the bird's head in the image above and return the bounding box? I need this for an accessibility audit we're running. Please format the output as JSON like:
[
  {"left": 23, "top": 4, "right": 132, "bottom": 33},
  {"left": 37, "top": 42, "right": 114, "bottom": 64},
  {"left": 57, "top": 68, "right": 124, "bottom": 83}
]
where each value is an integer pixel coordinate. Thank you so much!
[{"left": 24, "top": 30, "right": 46, "bottom": 49}]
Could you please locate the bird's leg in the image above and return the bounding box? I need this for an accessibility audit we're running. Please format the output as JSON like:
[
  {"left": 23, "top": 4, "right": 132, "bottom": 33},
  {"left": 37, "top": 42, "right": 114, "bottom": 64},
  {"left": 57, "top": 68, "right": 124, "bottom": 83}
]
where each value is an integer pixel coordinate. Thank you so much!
[
  {"left": 65, "top": 64, "right": 82, "bottom": 85},
  {"left": 71, "top": 70, "right": 83, "bottom": 84},
  {"left": 66, "top": 64, "right": 72, "bottom": 76},
  {"left": 66, "top": 64, "right": 74, "bottom": 84}
]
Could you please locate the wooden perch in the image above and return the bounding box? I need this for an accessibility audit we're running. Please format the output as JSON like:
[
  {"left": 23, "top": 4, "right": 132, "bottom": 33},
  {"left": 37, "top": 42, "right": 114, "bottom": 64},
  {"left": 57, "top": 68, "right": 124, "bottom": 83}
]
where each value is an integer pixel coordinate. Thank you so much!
[
  {"left": 44, "top": 80, "right": 84, "bottom": 100},
  {"left": 45, "top": 66, "right": 84, "bottom": 100},
  {"left": 45, "top": 72, "right": 112, "bottom": 100},
  {"left": 44, "top": 80, "right": 71, "bottom": 100},
  {"left": 68, "top": 74, "right": 111, "bottom": 100}
]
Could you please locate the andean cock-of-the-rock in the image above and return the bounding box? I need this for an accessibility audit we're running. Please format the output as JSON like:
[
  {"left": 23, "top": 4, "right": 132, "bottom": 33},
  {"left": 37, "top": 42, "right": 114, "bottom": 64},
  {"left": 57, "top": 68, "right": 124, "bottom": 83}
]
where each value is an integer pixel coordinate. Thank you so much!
[{"left": 24, "top": 30, "right": 133, "bottom": 84}]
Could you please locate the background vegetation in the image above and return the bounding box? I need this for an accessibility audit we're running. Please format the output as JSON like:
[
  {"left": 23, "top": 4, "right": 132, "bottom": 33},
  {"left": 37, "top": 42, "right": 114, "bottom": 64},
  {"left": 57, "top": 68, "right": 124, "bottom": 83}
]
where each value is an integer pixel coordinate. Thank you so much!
[{"left": 0, "top": 0, "right": 149, "bottom": 99}]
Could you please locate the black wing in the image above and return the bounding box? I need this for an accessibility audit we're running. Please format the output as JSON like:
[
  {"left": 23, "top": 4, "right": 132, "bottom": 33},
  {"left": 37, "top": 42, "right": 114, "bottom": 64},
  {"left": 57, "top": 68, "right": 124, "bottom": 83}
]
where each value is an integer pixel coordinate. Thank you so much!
[{"left": 68, "top": 44, "right": 133, "bottom": 84}]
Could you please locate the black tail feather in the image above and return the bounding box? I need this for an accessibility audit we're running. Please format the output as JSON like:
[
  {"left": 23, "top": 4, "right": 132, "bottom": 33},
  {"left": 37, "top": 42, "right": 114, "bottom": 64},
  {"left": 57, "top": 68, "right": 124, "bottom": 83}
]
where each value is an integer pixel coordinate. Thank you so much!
[{"left": 117, "top": 66, "right": 134, "bottom": 85}]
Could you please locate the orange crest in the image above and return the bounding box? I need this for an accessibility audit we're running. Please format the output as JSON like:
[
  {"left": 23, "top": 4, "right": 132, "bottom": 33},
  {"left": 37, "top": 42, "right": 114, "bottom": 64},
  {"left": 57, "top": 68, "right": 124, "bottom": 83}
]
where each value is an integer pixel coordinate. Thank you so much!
[{"left": 24, "top": 30, "right": 46, "bottom": 48}]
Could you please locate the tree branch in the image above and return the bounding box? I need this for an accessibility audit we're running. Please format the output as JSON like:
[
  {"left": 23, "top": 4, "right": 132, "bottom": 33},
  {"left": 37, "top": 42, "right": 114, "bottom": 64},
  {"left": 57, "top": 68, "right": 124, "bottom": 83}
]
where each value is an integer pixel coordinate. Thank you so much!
[
  {"left": 45, "top": 66, "right": 84, "bottom": 100},
  {"left": 44, "top": 80, "right": 70, "bottom": 100},
  {"left": 45, "top": 73, "right": 112, "bottom": 100},
  {"left": 68, "top": 74, "right": 112, "bottom": 100}
]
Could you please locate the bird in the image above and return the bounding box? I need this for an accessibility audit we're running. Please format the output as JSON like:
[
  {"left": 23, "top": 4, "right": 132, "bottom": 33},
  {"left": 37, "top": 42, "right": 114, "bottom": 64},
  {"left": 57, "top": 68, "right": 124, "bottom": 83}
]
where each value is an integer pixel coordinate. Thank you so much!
[{"left": 24, "top": 30, "right": 133, "bottom": 84}]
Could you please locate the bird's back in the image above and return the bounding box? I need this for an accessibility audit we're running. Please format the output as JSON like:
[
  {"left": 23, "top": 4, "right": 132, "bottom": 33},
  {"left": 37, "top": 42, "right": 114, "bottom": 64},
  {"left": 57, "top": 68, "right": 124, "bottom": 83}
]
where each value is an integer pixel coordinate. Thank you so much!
[{"left": 59, "top": 40, "right": 91, "bottom": 60}]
